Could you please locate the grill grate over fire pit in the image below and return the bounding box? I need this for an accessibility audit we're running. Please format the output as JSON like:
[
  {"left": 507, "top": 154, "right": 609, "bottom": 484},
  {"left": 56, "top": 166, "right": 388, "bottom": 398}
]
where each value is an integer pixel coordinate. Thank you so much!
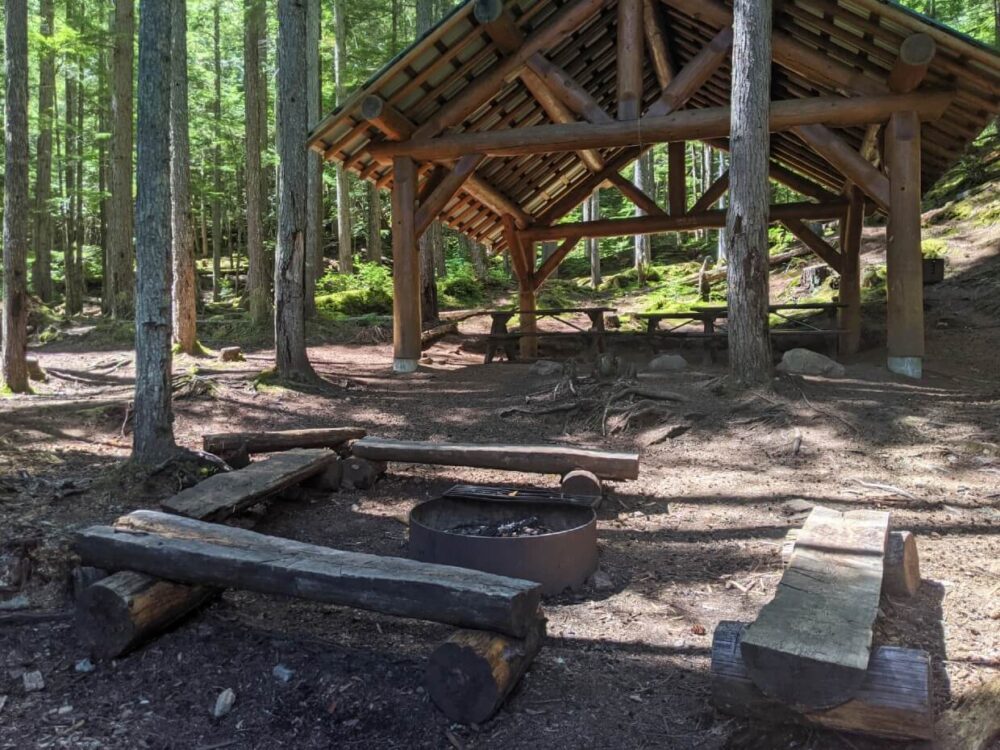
[{"left": 409, "top": 496, "right": 597, "bottom": 594}]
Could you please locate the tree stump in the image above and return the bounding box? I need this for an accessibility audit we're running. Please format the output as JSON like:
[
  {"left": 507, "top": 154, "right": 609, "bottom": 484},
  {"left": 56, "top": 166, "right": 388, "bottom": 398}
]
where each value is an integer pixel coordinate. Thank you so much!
[
  {"left": 25, "top": 356, "right": 46, "bottom": 382},
  {"left": 75, "top": 571, "right": 216, "bottom": 659},
  {"left": 341, "top": 457, "right": 386, "bottom": 490},
  {"left": 560, "top": 469, "right": 602, "bottom": 499},
  {"left": 219, "top": 346, "right": 244, "bottom": 362},
  {"left": 426, "top": 618, "right": 545, "bottom": 724}
]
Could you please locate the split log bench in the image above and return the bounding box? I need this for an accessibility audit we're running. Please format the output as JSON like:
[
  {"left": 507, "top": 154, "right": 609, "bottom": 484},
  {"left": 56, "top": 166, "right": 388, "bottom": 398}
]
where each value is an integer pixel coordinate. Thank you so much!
[
  {"left": 711, "top": 505, "right": 934, "bottom": 741},
  {"left": 74, "top": 511, "right": 546, "bottom": 723},
  {"left": 202, "top": 426, "right": 366, "bottom": 468},
  {"left": 484, "top": 307, "right": 615, "bottom": 363},
  {"left": 351, "top": 437, "right": 639, "bottom": 485},
  {"left": 76, "top": 448, "right": 339, "bottom": 658}
]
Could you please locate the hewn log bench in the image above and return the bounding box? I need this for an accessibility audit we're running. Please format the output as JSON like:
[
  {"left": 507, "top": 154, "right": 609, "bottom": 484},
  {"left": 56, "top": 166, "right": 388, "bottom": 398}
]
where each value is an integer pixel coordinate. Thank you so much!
[
  {"left": 75, "top": 511, "right": 547, "bottom": 722},
  {"left": 352, "top": 437, "right": 640, "bottom": 481},
  {"left": 484, "top": 307, "right": 616, "bottom": 363}
]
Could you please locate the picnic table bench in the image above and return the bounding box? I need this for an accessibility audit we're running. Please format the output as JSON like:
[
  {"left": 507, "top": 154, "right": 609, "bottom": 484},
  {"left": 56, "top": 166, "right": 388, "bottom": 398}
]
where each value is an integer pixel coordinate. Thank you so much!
[
  {"left": 484, "top": 307, "right": 616, "bottom": 363},
  {"left": 635, "top": 302, "right": 846, "bottom": 360}
]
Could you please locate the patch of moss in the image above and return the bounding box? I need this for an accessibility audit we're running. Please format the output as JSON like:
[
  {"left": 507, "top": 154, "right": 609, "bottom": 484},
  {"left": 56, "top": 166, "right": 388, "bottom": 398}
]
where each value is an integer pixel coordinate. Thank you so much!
[
  {"left": 315, "top": 287, "right": 393, "bottom": 316},
  {"left": 921, "top": 239, "right": 948, "bottom": 259}
]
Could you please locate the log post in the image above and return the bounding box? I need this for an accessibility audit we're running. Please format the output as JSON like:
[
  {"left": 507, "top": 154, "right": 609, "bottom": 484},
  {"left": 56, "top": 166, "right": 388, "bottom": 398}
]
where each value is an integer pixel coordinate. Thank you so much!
[
  {"left": 617, "top": 0, "right": 643, "bottom": 121},
  {"left": 391, "top": 156, "right": 421, "bottom": 373},
  {"left": 885, "top": 111, "right": 923, "bottom": 378},
  {"left": 503, "top": 214, "right": 537, "bottom": 359},
  {"left": 426, "top": 618, "right": 545, "bottom": 724},
  {"left": 76, "top": 571, "right": 216, "bottom": 659},
  {"left": 838, "top": 186, "right": 864, "bottom": 354},
  {"left": 668, "top": 141, "right": 686, "bottom": 215}
]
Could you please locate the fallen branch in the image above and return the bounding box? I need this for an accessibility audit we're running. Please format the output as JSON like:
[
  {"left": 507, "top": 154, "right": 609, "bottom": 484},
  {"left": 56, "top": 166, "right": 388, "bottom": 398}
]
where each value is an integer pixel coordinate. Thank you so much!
[{"left": 851, "top": 479, "right": 920, "bottom": 501}]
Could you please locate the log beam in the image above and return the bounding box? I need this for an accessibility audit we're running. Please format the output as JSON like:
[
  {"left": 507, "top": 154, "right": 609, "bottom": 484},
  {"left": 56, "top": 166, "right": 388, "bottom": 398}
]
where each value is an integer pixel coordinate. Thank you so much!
[
  {"left": 359, "top": 95, "right": 414, "bottom": 141},
  {"left": 617, "top": 0, "right": 644, "bottom": 120},
  {"left": 519, "top": 67, "right": 605, "bottom": 172},
  {"left": 793, "top": 123, "right": 892, "bottom": 211},
  {"left": 415, "top": 154, "right": 485, "bottom": 237},
  {"left": 647, "top": 26, "right": 733, "bottom": 117},
  {"left": 703, "top": 138, "right": 841, "bottom": 202},
  {"left": 889, "top": 33, "right": 937, "bottom": 94},
  {"left": 521, "top": 201, "right": 847, "bottom": 243},
  {"left": 607, "top": 172, "right": 666, "bottom": 216},
  {"left": 690, "top": 169, "right": 729, "bottom": 212},
  {"left": 368, "top": 92, "right": 953, "bottom": 161},
  {"left": 391, "top": 156, "right": 421, "bottom": 373},
  {"left": 885, "top": 111, "right": 924, "bottom": 378},
  {"left": 643, "top": 0, "right": 675, "bottom": 89},
  {"left": 533, "top": 237, "right": 580, "bottom": 289},
  {"left": 780, "top": 218, "right": 843, "bottom": 273},
  {"left": 525, "top": 53, "right": 614, "bottom": 125},
  {"left": 838, "top": 185, "right": 864, "bottom": 354}
]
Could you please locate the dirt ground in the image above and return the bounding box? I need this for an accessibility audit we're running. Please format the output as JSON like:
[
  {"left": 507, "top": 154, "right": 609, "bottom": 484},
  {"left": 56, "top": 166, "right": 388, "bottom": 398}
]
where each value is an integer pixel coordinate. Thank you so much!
[{"left": 2, "top": 227, "right": 1000, "bottom": 749}]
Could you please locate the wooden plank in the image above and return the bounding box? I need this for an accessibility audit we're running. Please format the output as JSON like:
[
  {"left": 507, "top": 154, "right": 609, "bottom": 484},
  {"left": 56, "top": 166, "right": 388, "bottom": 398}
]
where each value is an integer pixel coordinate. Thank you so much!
[
  {"left": 739, "top": 506, "right": 890, "bottom": 710},
  {"left": 74, "top": 511, "right": 543, "bottom": 638},
  {"left": 352, "top": 437, "right": 640, "bottom": 481},
  {"left": 161, "top": 448, "right": 337, "bottom": 521},
  {"left": 712, "top": 621, "right": 934, "bottom": 741},
  {"left": 202, "top": 427, "right": 367, "bottom": 456}
]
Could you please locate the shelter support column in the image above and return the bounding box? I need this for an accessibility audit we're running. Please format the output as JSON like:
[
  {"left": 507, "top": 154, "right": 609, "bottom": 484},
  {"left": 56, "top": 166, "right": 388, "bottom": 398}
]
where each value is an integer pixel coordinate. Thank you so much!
[
  {"left": 838, "top": 186, "right": 864, "bottom": 355},
  {"left": 503, "top": 214, "right": 537, "bottom": 359},
  {"left": 391, "top": 156, "right": 421, "bottom": 373},
  {"left": 885, "top": 112, "right": 924, "bottom": 378},
  {"left": 669, "top": 142, "right": 686, "bottom": 215}
]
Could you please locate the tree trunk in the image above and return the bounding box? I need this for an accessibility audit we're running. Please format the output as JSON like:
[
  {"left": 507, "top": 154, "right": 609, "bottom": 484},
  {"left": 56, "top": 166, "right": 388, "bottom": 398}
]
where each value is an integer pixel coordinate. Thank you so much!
[
  {"left": 633, "top": 152, "right": 652, "bottom": 280},
  {"left": 470, "top": 237, "right": 488, "bottom": 280},
  {"left": 31, "top": 0, "right": 56, "bottom": 303},
  {"left": 304, "top": 0, "right": 323, "bottom": 315},
  {"left": 212, "top": 1, "right": 223, "bottom": 302},
  {"left": 541, "top": 241, "right": 559, "bottom": 279},
  {"left": 368, "top": 182, "right": 383, "bottom": 262},
  {"left": 107, "top": 0, "right": 134, "bottom": 318},
  {"left": 434, "top": 225, "right": 447, "bottom": 277},
  {"left": 3, "top": 0, "right": 30, "bottom": 392},
  {"left": 97, "top": 27, "right": 109, "bottom": 297},
  {"left": 586, "top": 189, "right": 601, "bottom": 288},
  {"left": 63, "top": 0, "right": 83, "bottom": 316},
  {"left": 416, "top": 0, "right": 441, "bottom": 319},
  {"left": 73, "top": 28, "right": 85, "bottom": 308},
  {"left": 725, "top": 0, "right": 773, "bottom": 387},
  {"left": 170, "top": 0, "right": 197, "bottom": 354},
  {"left": 245, "top": 0, "right": 269, "bottom": 325},
  {"left": 333, "top": 0, "right": 353, "bottom": 274},
  {"left": 133, "top": 0, "right": 176, "bottom": 463},
  {"left": 275, "top": 0, "right": 314, "bottom": 380}
]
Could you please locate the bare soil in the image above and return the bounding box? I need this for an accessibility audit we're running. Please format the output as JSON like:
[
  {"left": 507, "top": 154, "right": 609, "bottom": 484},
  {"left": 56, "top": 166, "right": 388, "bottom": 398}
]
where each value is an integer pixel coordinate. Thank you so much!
[{"left": 2, "top": 223, "right": 999, "bottom": 750}]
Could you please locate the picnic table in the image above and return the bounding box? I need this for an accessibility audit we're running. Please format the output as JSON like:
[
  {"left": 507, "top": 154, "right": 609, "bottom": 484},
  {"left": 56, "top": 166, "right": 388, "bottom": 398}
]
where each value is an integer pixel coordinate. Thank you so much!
[
  {"left": 484, "top": 307, "right": 616, "bottom": 363},
  {"left": 635, "top": 302, "right": 846, "bottom": 360}
]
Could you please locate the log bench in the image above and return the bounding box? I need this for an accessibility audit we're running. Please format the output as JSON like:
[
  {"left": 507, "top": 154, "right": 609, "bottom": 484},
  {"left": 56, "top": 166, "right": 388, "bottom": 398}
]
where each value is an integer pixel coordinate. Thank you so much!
[
  {"left": 484, "top": 307, "right": 615, "bottom": 363},
  {"left": 202, "top": 426, "right": 366, "bottom": 468},
  {"left": 74, "top": 511, "right": 546, "bottom": 723},
  {"left": 352, "top": 437, "right": 639, "bottom": 481}
]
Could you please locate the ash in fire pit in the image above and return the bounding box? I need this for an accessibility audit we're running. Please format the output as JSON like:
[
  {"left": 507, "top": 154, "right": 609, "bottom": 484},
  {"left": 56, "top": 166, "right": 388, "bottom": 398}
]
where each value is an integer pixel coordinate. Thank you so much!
[
  {"left": 448, "top": 516, "right": 552, "bottom": 538},
  {"left": 410, "top": 495, "right": 597, "bottom": 594}
]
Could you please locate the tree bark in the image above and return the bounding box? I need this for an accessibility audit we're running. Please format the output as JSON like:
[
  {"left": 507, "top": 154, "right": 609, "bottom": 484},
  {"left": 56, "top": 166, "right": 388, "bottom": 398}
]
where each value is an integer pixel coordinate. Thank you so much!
[
  {"left": 171, "top": 0, "right": 197, "bottom": 354},
  {"left": 62, "top": 0, "right": 83, "bottom": 316},
  {"left": 3, "top": 0, "right": 30, "bottom": 393},
  {"left": 585, "top": 189, "right": 601, "bottom": 287},
  {"left": 333, "top": 0, "right": 353, "bottom": 274},
  {"left": 275, "top": 0, "right": 314, "bottom": 380},
  {"left": 107, "top": 0, "right": 135, "bottom": 318},
  {"left": 244, "top": 0, "right": 269, "bottom": 325},
  {"left": 211, "top": 1, "right": 223, "bottom": 302},
  {"left": 31, "top": 0, "right": 56, "bottom": 303},
  {"left": 368, "top": 182, "right": 383, "bottom": 262},
  {"left": 133, "top": 0, "right": 176, "bottom": 463},
  {"left": 305, "top": 0, "right": 323, "bottom": 315},
  {"left": 633, "top": 152, "right": 653, "bottom": 279},
  {"left": 725, "top": 0, "right": 773, "bottom": 387},
  {"left": 470, "top": 237, "right": 488, "bottom": 280}
]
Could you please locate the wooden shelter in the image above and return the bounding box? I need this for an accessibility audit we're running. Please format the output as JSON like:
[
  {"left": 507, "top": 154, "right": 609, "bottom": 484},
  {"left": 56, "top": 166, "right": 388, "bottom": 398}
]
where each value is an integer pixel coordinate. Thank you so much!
[{"left": 307, "top": 0, "right": 1000, "bottom": 376}]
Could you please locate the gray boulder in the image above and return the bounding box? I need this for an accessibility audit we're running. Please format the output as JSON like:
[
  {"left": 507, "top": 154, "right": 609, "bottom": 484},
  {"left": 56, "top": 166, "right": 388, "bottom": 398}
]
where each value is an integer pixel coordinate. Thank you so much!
[
  {"left": 777, "top": 348, "right": 845, "bottom": 377},
  {"left": 648, "top": 354, "right": 688, "bottom": 372},
  {"left": 530, "top": 359, "right": 564, "bottom": 377}
]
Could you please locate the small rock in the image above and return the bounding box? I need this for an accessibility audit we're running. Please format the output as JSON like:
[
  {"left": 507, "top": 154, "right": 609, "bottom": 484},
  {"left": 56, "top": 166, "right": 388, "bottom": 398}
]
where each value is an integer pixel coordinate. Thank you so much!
[
  {"left": 212, "top": 688, "right": 236, "bottom": 718},
  {"left": 776, "top": 348, "right": 845, "bottom": 377},
  {"left": 588, "top": 570, "right": 614, "bottom": 591},
  {"left": 57, "top": 705, "right": 73, "bottom": 715},
  {"left": 0, "top": 695, "right": 7, "bottom": 714},
  {"left": 74, "top": 659, "right": 95, "bottom": 674},
  {"left": 22, "top": 671, "right": 45, "bottom": 692},
  {"left": 529, "top": 359, "right": 563, "bottom": 377},
  {"left": 272, "top": 665, "right": 295, "bottom": 683},
  {"left": 648, "top": 354, "right": 687, "bottom": 372},
  {"left": 782, "top": 498, "right": 815, "bottom": 516},
  {"left": 419, "top": 356, "right": 435, "bottom": 365},
  {"left": 219, "top": 346, "right": 244, "bottom": 363}
]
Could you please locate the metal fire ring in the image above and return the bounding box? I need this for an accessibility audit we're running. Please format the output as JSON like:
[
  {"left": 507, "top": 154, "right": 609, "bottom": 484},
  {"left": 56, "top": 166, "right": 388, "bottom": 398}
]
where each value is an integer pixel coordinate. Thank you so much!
[{"left": 409, "top": 496, "right": 598, "bottom": 595}]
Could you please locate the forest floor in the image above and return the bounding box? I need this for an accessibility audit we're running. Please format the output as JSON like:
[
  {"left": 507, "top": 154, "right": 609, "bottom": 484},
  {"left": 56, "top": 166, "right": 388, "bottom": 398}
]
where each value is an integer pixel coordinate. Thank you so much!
[{"left": 2, "top": 200, "right": 1000, "bottom": 749}]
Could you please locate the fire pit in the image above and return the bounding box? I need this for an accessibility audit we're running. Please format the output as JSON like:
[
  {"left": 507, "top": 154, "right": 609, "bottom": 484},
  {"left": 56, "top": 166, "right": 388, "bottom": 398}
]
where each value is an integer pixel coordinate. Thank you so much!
[{"left": 409, "top": 495, "right": 597, "bottom": 594}]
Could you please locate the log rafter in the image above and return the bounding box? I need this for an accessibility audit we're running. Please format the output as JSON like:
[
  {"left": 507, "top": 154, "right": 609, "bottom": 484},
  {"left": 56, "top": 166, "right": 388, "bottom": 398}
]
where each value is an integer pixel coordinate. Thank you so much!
[{"left": 780, "top": 217, "right": 843, "bottom": 272}]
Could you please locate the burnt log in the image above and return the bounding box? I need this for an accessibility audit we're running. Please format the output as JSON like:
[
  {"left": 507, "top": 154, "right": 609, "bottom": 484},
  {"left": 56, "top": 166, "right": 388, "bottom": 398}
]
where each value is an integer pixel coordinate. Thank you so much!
[{"left": 427, "top": 618, "right": 545, "bottom": 724}]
